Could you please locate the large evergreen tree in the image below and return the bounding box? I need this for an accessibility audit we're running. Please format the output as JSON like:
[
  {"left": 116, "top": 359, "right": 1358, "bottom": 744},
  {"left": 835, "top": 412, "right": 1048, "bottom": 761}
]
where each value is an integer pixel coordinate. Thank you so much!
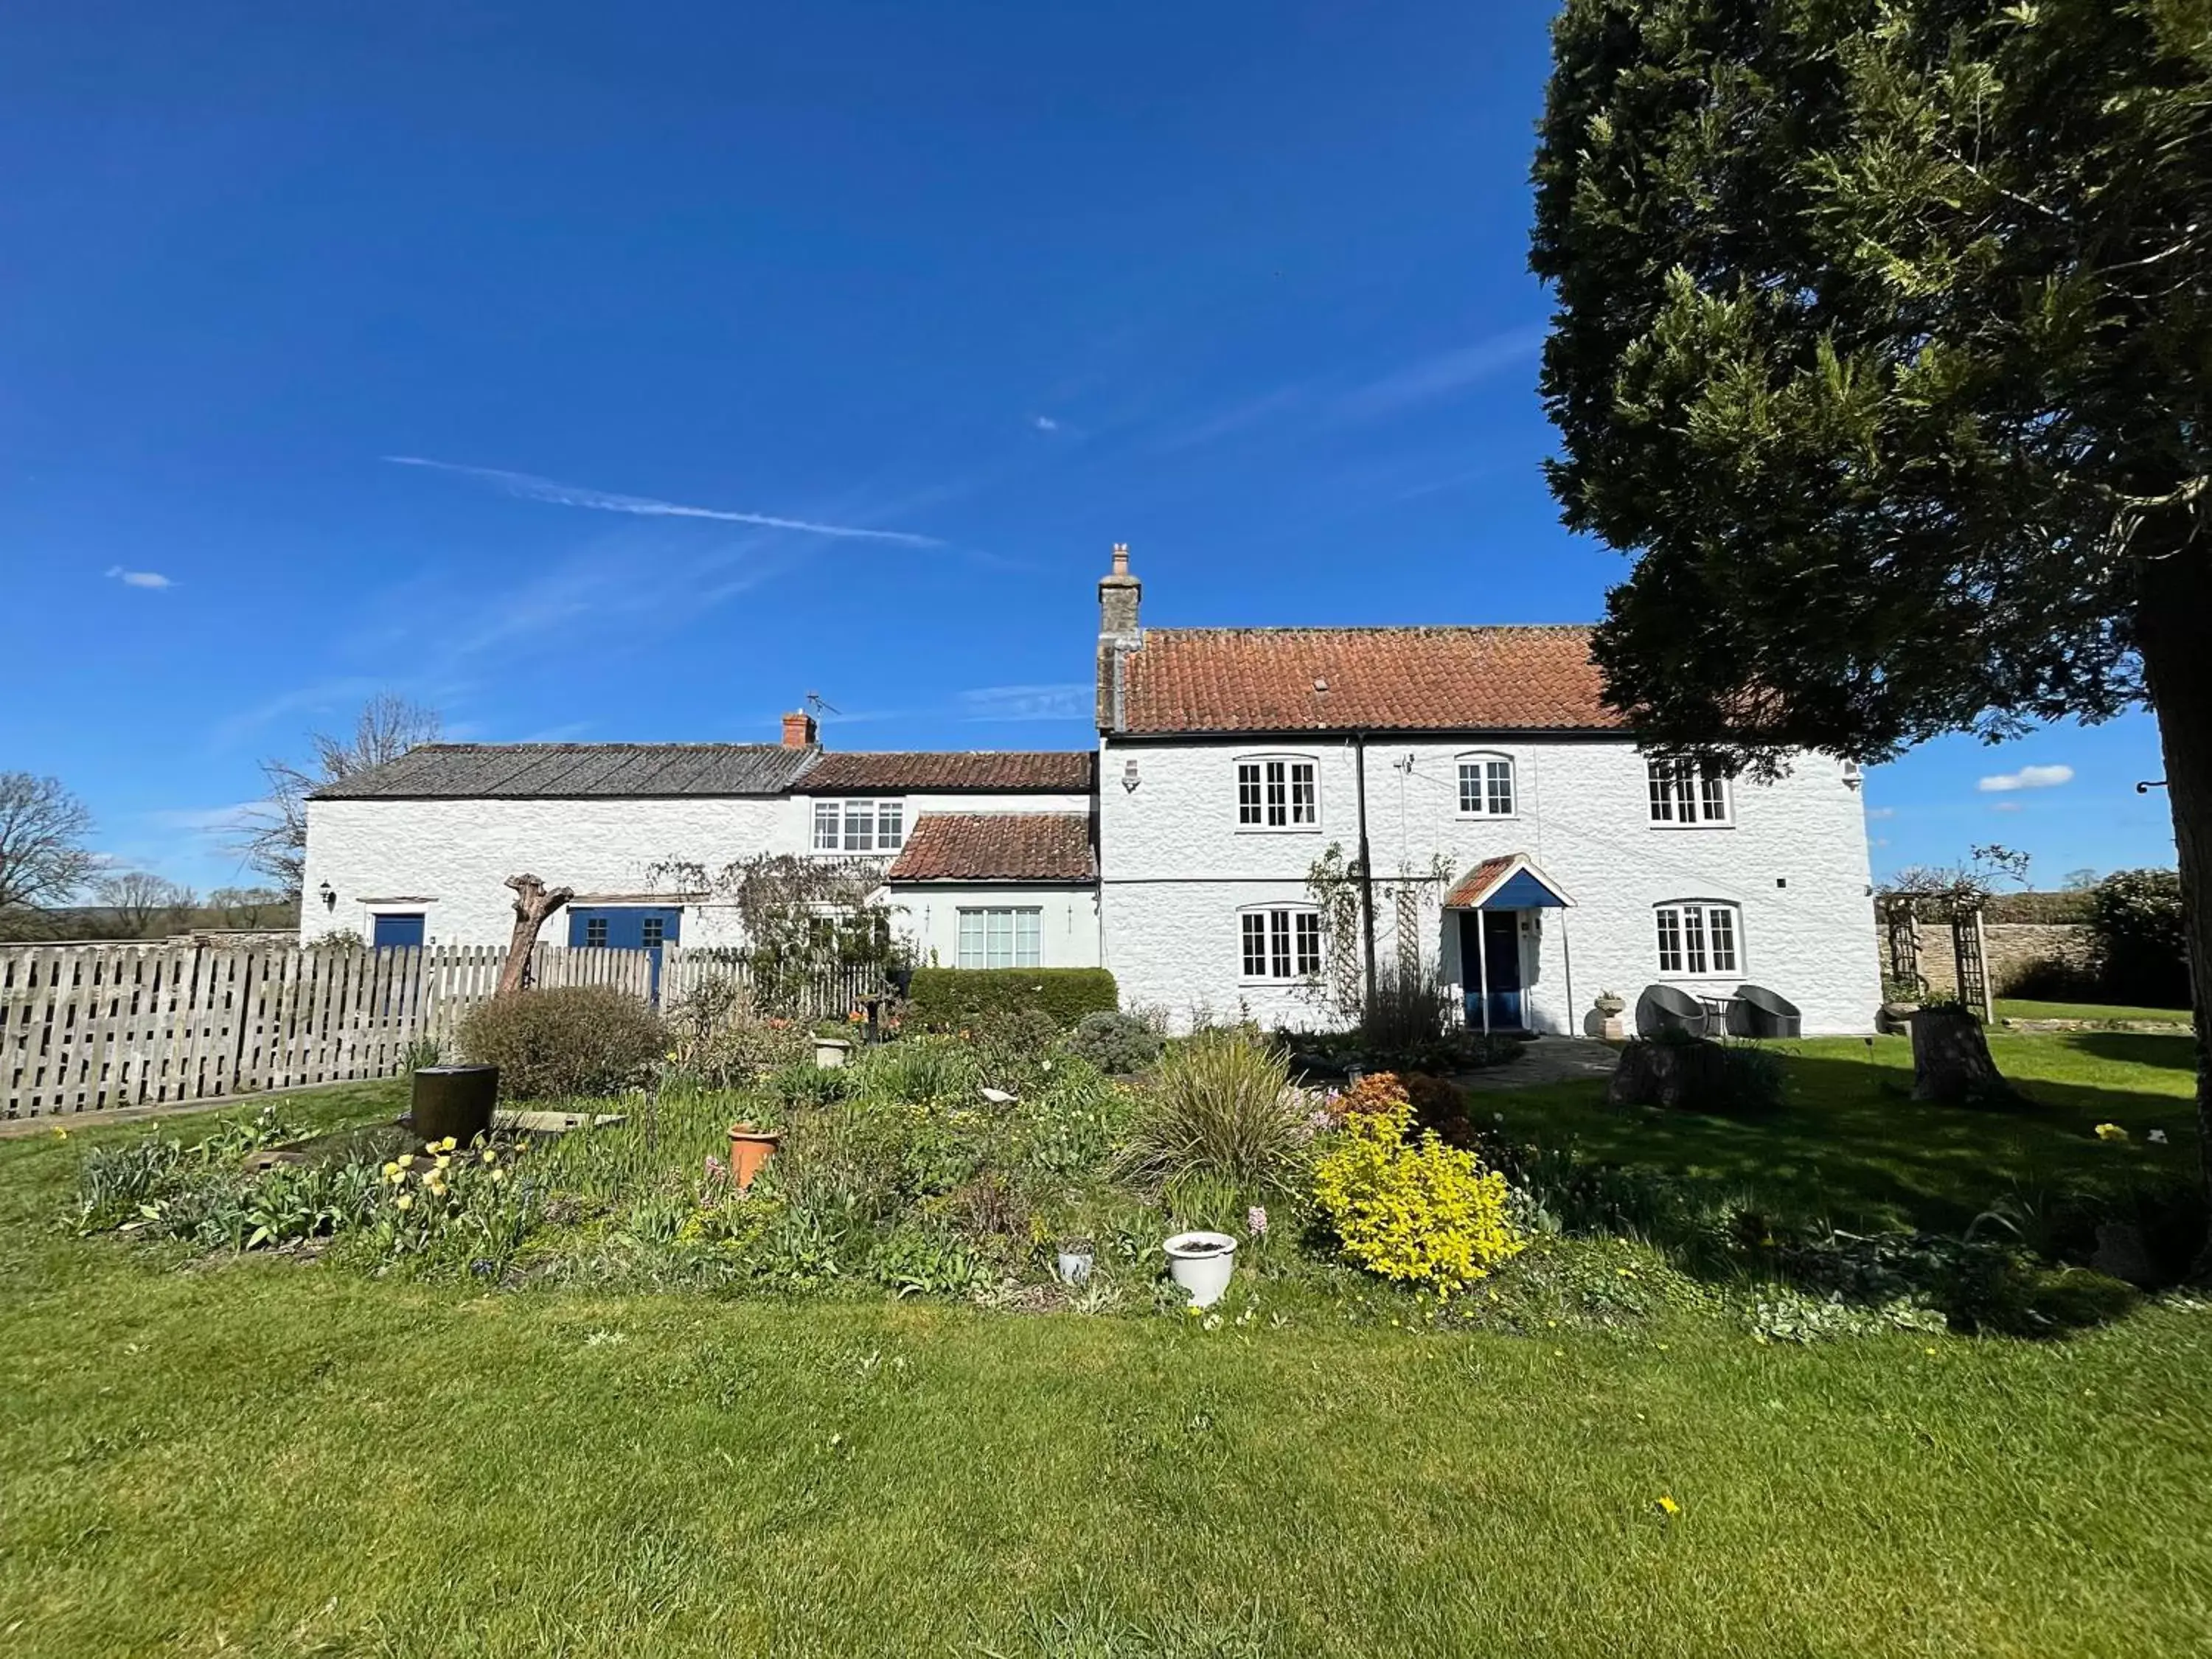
[{"left": 1531, "top": 0, "right": 2212, "bottom": 1231}]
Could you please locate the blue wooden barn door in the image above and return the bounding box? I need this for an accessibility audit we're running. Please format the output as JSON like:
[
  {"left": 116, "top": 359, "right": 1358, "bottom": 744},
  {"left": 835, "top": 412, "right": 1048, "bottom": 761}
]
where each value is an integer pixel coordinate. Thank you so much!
[
  {"left": 372, "top": 912, "right": 425, "bottom": 949},
  {"left": 567, "top": 906, "right": 683, "bottom": 1001}
]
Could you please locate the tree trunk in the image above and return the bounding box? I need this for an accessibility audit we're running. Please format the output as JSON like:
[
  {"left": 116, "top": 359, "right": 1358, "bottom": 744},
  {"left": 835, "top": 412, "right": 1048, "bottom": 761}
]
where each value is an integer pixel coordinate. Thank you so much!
[
  {"left": 495, "top": 874, "right": 574, "bottom": 998},
  {"left": 2135, "top": 550, "right": 2212, "bottom": 1277},
  {"left": 1607, "top": 1036, "right": 1730, "bottom": 1109},
  {"left": 1905, "top": 1006, "right": 2005, "bottom": 1103}
]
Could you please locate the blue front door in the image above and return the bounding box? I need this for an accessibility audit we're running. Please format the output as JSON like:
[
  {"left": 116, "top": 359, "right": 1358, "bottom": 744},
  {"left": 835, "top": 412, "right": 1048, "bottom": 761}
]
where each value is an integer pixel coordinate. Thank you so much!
[
  {"left": 372, "top": 912, "right": 425, "bottom": 949},
  {"left": 1462, "top": 909, "right": 1525, "bottom": 1031},
  {"left": 567, "top": 906, "right": 683, "bottom": 1000}
]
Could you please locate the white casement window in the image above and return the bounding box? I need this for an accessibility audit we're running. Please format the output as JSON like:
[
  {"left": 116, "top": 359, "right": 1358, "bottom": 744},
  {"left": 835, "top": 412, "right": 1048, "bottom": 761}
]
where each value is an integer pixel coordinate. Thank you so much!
[
  {"left": 1653, "top": 901, "right": 1742, "bottom": 977},
  {"left": 1239, "top": 906, "right": 1324, "bottom": 981},
  {"left": 1235, "top": 757, "right": 1318, "bottom": 829},
  {"left": 956, "top": 907, "right": 1041, "bottom": 969},
  {"left": 1456, "top": 753, "right": 1517, "bottom": 817},
  {"left": 813, "top": 799, "right": 905, "bottom": 853},
  {"left": 1647, "top": 757, "right": 1732, "bottom": 826}
]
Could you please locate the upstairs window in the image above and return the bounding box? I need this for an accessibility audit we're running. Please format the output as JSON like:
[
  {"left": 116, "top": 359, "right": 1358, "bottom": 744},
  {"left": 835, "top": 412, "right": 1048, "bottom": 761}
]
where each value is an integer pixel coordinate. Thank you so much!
[
  {"left": 1647, "top": 757, "right": 1732, "bottom": 826},
  {"left": 1236, "top": 757, "right": 1318, "bottom": 828},
  {"left": 1654, "top": 901, "right": 1741, "bottom": 976},
  {"left": 813, "top": 799, "right": 905, "bottom": 852},
  {"left": 1239, "top": 906, "right": 1324, "bottom": 980},
  {"left": 1456, "top": 754, "right": 1516, "bottom": 817}
]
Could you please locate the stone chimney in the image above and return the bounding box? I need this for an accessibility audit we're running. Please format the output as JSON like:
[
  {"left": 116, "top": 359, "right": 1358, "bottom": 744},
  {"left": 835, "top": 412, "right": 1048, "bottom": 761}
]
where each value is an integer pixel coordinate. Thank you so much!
[
  {"left": 781, "top": 710, "right": 818, "bottom": 748},
  {"left": 1096, "top": 543, "right": 1142, "bottom": 732},
  {"left": 1099, "top": 542, "right": 1141, "bottom": 637}
]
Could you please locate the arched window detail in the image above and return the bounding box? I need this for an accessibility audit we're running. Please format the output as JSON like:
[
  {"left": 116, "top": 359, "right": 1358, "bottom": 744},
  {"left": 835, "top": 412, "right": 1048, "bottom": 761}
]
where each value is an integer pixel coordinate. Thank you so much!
[
  {"left": 1234, "top": 754, "right": 1320, "bottom": 829},
  {"left": 1455, "top": 752, "right": 1516, "bottom": 818},
  {"left": 1239, "top": 903, "right": 1324, "bottom": 981},
  {"left": 1653, "top": 900, "right": 1742, "bottom": 977}
]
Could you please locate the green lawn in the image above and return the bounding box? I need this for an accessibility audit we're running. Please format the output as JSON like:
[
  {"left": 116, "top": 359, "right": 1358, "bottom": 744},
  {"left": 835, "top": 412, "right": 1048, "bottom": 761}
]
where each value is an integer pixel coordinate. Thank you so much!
[
  {"left": 4, "top": 1048, "right": 2211, "bottom": 1657},
  {"left": 1994, "top": 998, "right": 2195, "bottom": 1025},
  {"left": 1490, "top": 1031, "right": 2202, "bottom": 1234}
]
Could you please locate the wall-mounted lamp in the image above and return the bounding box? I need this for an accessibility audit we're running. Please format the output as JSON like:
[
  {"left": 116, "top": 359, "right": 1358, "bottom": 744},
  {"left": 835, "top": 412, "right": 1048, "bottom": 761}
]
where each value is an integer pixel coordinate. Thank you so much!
[
  {"left": 1841, "top": 759, "right": 1864, "bottom": 791},
  {"left": 318, "top": 881, "right": 336, "bottom": 911},
  {"left": 1121, "top": 759, "right": 1140, "bottom": 793}
]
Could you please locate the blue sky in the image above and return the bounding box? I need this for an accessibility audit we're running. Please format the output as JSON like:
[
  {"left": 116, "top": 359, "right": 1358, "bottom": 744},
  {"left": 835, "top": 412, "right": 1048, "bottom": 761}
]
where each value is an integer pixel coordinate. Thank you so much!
[{"left": 0, "top": 1, "right": 2178, "bottom": 895}]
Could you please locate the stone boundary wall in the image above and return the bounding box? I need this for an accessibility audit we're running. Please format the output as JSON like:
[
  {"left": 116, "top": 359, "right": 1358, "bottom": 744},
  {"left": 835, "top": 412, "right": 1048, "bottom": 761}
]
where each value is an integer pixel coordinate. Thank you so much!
[{"left": 1904, "top": 920, "right": 2095, "bottom": 998}]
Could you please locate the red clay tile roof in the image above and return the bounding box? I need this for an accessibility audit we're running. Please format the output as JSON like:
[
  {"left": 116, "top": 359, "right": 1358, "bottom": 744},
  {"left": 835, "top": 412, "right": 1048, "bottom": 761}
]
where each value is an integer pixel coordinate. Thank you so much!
[
  {"left": 1442, "top": 855, "right": 1523, "bottom": 910},
  {"left": 886, "top": 813, "right": 1096, "bottom": 882},
  {"left": 802, "top": 751, "right": 1096, "bottom": 793},
  {"left": 1111, "top": 627, "right": 1623, "bottom": 734}
]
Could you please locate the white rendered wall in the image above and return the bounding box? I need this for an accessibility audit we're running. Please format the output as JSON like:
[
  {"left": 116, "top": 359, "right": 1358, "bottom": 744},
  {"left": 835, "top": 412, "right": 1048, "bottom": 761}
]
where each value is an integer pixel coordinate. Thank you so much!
[
  {"left": 1096, "top": 737, "right": 1880, "bottom": 1035},
  {"left": 889, "top": 884, "right": 1102, "bottom": 971},
  {"left": 304, "top": 789, "right": 1099, "bottom": 950}
]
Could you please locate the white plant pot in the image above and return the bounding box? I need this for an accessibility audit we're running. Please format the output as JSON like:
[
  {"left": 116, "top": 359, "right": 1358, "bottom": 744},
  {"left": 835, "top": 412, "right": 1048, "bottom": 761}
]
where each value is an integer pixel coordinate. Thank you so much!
[
  {"left": 1163, "top": 1230, "right": 1239, "bottom": 1307},
  {"left": 1056, "top": 1251, "right": 1093, "bottom": 1287},
  {"left": 814, "top": 1037, "right": 852, "bottom": 1069}
]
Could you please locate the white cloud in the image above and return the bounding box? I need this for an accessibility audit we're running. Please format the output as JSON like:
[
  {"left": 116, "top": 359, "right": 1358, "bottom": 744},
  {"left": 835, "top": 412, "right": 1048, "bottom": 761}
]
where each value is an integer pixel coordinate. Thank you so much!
[
  {"left": 1031, "top": 414, "right": 1061, "bottom": 433},
  {"left": 1865, "top": 805, "right": 1896, "bottom": 819},
  {"left": 1978, "top": 764, "right": 2075, "bottom": 792},
  {"left": 383, "top": 456, "right": 938, "bottom": 546},
  {"left": 1335, "top": 326, "right": 1546, "bottom": 422},
  {"left": 105, "top": 565, "right": 173, "bottom": 589},
  {"left": 956, "top": 683, "right": 1089, "bottom": 723}
]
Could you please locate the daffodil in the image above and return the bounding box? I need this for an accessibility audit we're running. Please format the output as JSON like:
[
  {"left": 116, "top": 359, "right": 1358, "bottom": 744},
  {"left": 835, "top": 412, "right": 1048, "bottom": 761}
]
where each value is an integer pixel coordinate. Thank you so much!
[
  {"left": 397, "top": 1154, "right": 414, "bottom": 1169},
  {"left": 1656, "top": 1495, "right": 1680, "bottom": 1517},
  {"left": 395, "top": 1194, "right": 414, "bottom": 1211},
  {"left": 2095, "top": 1122, "right": 2129, "bottom": 1142},
  {"left": 382, "top": 1161, "right": 400, "bottom": 1178},
  {"left": 491, "top": 1169, "right": 508, "bottom": 1185},
  {"left": 434, "top": 1154, "right": 452, "bottom": 1170},
  {"left": 481, "top": 1149, "right": 497, "bottom": 1164},
  {"left": 439, "top": 1136, "right": 457, "bottom": 1152}
]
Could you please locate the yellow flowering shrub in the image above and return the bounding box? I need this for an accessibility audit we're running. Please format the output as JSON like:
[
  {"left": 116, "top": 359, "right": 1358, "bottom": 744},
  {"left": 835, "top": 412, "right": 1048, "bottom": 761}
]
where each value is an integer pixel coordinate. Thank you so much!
[{"left": 1311, "top": 1092, "right": 1522, "bottom": 1293}]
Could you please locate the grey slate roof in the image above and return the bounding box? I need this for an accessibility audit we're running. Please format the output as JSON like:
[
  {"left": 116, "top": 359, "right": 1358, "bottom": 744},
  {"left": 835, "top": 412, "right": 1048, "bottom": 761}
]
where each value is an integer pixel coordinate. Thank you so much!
[{"left": 311, "top": 744, "right": 820, "bottom": 800}]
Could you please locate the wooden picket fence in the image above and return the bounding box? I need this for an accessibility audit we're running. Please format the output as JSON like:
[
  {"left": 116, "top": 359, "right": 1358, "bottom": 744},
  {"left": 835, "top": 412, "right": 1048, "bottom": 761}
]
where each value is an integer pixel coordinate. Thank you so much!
[{"left": 0, "top": 942, "right": 880, "bottom": 1120}]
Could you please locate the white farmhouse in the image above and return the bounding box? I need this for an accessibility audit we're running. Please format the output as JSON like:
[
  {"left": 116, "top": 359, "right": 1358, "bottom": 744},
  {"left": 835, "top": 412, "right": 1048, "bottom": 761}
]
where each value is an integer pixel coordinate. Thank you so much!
[{"left": 301, "top": 547, "right": 1879, "bottom": 1034}]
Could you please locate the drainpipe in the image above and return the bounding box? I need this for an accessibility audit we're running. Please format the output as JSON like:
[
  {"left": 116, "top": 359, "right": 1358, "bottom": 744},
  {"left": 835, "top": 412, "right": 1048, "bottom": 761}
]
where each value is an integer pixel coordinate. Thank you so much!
[{"left": 1354, "top": 732, "right": 1378, "bottom": 1011}]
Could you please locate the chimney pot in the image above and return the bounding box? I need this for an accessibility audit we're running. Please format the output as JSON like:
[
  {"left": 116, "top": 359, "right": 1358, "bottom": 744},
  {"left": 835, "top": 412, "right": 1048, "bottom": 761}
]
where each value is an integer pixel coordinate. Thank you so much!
[
  {"left": 781, "top": 710, "right": 818, "bottom": 748},
  {"left": 1098, "top": 542, "right": 1141, "bottom": 637}
]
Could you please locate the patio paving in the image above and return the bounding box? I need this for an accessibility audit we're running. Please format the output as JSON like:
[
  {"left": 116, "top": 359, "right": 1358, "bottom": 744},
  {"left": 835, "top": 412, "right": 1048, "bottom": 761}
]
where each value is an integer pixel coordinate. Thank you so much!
[{"left": 1458, "top": 1036, "right": 1618, "bottom": 1091}]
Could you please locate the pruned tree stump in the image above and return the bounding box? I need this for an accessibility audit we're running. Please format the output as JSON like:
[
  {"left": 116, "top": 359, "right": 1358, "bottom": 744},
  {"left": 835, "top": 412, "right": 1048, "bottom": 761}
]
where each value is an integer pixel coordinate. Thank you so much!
[
  {"left": 495, "top": 873, "right": 576, "bottom": 998},
  {"left": 1607, "top": 1037, "right": 1729, "bottom": 1110},
  {"left": 1906, "top": 1006, "right": 2006, "bottom": 1103}
]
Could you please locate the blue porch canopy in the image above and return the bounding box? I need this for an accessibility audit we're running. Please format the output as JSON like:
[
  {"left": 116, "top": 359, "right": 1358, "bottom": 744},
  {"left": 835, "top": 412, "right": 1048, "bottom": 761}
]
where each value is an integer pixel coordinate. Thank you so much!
[{"left": 1441, "top": 853, "right": 1573, "bottom": 911}]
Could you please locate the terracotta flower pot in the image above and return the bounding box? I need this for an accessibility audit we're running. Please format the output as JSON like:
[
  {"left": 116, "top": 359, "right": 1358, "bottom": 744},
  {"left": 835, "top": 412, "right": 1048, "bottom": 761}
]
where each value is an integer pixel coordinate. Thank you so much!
[{"left": 727, "top": 1124, "right": 782, "bottom": 1192}]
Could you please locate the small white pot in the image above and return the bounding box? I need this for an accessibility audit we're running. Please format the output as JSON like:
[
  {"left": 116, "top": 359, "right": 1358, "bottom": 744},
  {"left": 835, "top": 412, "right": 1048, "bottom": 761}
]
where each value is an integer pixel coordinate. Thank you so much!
[
  {"left": 1163, "top": 1230, "right": 1239, "bottom": 1307},
  {"left": 1056, "top": 1250, "right": 1093, "bottom": 1287},
  {"left": 814, "top": 1037, "right": 852, "bottom": 1069}
]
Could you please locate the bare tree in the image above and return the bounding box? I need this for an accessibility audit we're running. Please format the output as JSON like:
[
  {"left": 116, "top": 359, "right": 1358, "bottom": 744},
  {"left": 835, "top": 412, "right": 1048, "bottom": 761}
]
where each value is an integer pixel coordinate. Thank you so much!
[
  {"left": 209, "top": 886, "right": 293, "bottom": 928},
  {"left": 94, "top": 871, "right": 191, "bottom": 938},
  {"left": 496, "top": 873, "right": 575, "bottom": 998},
  {"left": 238, "top": 693, "right": 442, "bottom": 894},
  {"left": 0, "top": 772, "right": 97, "bottom": 919}
]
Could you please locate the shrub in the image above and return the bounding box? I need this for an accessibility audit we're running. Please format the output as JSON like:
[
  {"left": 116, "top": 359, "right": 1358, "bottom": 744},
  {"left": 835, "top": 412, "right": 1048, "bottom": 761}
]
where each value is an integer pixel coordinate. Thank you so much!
[
  {"left": 1312, "top": 1088, "right": 1523, "bottom": 1293},
  {"left": 664, "top": 974, "right": 813, "bottom": 1086},
  {"left": 457, "top": 985, "right": 667, "bottom": 1099},
  {"left": 906, "top": 967, "right": 1119, "bottom": 1030},
  {"left": 1119, "top": 1031, "right": 1309, "bottom": 1199},
  {"left": 2089, "top": 869, "right": 2189, "bottom": 1009},
  {"left": 1064, "top": 1010, "right": 1163, "bottom": 1075},
  {"left": 1360, "top": 967, "right": 1453, "bottom": 1055}
]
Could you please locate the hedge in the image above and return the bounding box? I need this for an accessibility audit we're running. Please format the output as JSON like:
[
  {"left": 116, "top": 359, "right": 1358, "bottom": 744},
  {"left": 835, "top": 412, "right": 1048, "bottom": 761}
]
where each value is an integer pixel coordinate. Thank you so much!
[{"left": 906, "top": 967, "right": 1119, "bottom": 1029}]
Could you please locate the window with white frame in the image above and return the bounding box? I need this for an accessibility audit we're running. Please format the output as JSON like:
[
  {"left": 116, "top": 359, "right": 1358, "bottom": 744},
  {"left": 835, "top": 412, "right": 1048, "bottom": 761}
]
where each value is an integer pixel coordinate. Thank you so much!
[
  {"left": 1646, "top": 756, "right": 1732, "bottom": 825},
  {"left": 812, "top": 799, "right": 905, "bottom": 852},
  {"left": 956, "top": 906, "right": 1041, "bottom": 969},
  {"left": 1456, "top": 753, "right": 1516, "bottom": 817},
  {"left": 1236, "top": 757, "right": 1318, "bottom": 828},
  {"left": 1239, "top": 906, "right": 1324, "bottom": 980},
  {"left": 1653, "top": 901, "right": 1741, "bottom": 976}
]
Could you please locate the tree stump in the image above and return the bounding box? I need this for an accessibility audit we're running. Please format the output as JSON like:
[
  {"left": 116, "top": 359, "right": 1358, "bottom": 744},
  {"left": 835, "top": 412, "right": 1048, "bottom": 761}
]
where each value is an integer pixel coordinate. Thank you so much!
[
  {"left": 1906, "top": 1006, "right": 2006, "bottom": 1102},
  {"left": 495, "top": 873, "right": 576, "bottom": 998},
  {"left": 1607, "top": 1037, "right": 1730, "bottom": 1110}
]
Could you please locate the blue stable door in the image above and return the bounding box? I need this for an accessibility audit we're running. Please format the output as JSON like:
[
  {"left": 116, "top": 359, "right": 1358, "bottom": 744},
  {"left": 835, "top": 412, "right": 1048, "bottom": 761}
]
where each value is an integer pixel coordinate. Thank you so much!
[
  {"left": 371, "top": 912, "right": 425, "bottom": 949},
  {"left": 567, "top": 906, "right": 683, "bottom": 1001},
  {"left": 1461, "top": 909, "right": 1526, "bottom": 1032}
]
